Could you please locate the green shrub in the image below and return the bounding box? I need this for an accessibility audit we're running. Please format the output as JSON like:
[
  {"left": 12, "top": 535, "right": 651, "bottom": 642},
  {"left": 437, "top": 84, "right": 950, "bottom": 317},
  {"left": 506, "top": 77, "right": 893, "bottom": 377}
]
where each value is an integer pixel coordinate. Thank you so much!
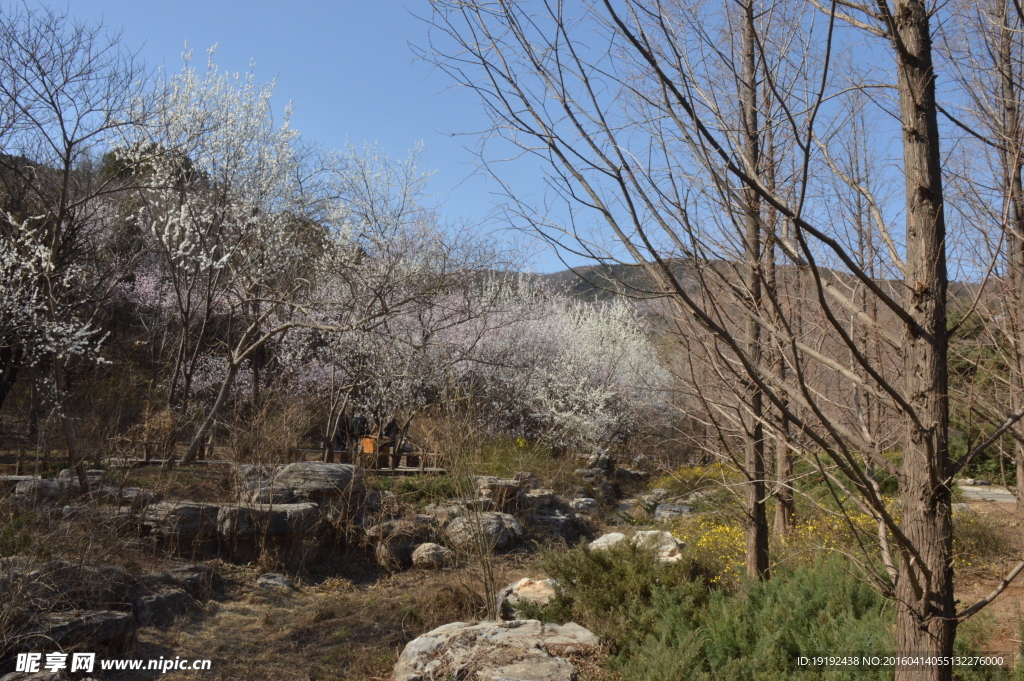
[
  {"left": 619, "top": 557, "right": 893, "bottom": 680},
  {"left": 537, "top": 546, "right": 1017, "bottom": 680},
  {"left": 535, "top": 540, "right": 712, "bottom": 653}
]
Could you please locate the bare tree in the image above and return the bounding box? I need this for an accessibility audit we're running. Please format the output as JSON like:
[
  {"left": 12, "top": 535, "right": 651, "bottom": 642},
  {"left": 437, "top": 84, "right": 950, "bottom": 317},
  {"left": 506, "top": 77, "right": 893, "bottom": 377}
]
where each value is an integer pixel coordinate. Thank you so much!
[
  {"left": 0, "top": 3, "right": 146, "bottom": 489},
  {"left": 424, "top": 0, "right": 1024, "bottom": 675}
]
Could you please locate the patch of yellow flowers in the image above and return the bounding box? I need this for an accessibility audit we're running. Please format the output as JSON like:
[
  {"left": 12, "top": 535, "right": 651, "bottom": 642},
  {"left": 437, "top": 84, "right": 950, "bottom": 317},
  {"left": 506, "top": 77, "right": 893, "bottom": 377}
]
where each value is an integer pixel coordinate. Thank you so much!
[{"left": 671, "top": 514, "right": 746, "bottom": 585}]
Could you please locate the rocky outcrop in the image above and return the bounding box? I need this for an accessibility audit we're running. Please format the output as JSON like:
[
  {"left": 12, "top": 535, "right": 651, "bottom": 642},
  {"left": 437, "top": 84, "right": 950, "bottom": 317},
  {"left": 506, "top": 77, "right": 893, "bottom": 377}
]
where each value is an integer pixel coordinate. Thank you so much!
[
  {"left": 444, "top": 512, "right": 524, "bottom": 551},
  {"left": 393, "top": 619, "right": 600, "bottom": 681}
]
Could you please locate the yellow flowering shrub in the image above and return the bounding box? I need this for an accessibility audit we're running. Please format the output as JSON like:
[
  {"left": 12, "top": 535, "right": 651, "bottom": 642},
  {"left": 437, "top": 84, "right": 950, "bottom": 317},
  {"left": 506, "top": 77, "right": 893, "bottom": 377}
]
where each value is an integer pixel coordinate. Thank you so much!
[{"left": 671, "top": 513, "right": 746, "bottom": 586}]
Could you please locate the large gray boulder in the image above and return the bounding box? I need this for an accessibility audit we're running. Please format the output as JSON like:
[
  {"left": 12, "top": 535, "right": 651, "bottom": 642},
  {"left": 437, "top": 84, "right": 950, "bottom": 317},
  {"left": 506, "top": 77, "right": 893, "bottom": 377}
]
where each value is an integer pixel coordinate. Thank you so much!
[
  {"left": 273, "top": 462, "right": 362, "bottom": 503},
  {"left": 444, "top": 512, "right": 524, "bottom": 551},
  {"left": 393, "top": 619, "right": 600, "bottom": 681},
  {"left": 136, "top": 589, "right": 199, "bottom": 627}
]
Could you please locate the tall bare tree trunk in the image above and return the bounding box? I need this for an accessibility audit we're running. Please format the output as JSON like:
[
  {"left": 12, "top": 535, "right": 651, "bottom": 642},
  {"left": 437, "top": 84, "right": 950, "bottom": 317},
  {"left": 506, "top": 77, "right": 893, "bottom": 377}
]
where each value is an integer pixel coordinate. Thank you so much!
[
  {"left": 995, "top": 0, "right": 1024, "bottom": 512},
  {"left": 892, "top": 1, "right": 955, "bottom": 677},
  {"left": 741, "top": 0, "right": 769, "bottom": 580}
]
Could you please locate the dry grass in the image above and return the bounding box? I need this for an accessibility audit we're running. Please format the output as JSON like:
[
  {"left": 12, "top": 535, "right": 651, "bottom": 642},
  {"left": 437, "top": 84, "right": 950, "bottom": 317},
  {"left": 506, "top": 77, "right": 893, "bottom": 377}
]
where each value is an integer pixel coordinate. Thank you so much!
[{"left": 120, "top": 554, "right": 547, "bottom": 681}]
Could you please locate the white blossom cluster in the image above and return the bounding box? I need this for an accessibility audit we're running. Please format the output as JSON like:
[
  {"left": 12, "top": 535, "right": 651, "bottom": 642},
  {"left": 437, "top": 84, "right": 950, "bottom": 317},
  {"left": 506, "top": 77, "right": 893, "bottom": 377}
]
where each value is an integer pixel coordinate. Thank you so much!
[{"left": 0, "top": 215, "right": 103, "bottom": 367}]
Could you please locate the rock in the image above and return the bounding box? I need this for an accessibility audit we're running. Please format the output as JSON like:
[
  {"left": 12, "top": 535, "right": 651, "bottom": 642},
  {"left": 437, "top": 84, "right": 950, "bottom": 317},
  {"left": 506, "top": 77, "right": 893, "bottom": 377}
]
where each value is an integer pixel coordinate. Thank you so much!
[
  {"left": 242, "top": 480, "right": 296, "bottom": 504},
  {"left": 423, "top": 502, "right": 468, "bottom": 528},
  {"left": 480, "top": 657, "right": 577, "bottom": 681},
  {"left": 649, "top": 488, "right": 670, "bottom": 501},
  {"left": 412, "top": 543, "right": 451, "bottom": 569},
  {"left": 393, "top": 619, "right": 600, "bottom": 681},
  {"left": 615, "top": 467, "right": 647, "bottom": 482},
  {"left": 521, "top": 488, "right": 556, "bottom": 509},
  {"left": 527, "top": 509, "right": 582, "bottom": 542},
  {"left": 617, "top": 499, "right": 640, "bottom": 512},
  {"left": 13, "top": 478, "right": 63, "bottom": 503},
  {"left": 370, "top": 517, "right": 441, "bottom": 570},
  {"left": 136, "top": 589, "right": 199, "bottom": 626},
  {"left": 273, "top": 462, "right": 362, "bottom": 503},
  {"left": 475, "top": 476, "right": 523, "bottom": 509},
  {"left": 586, "top": 453, "right": 613, "bottom": 472},
  {"left": 574, "top": 468, "right": 605, "bottom": 482},
  {"left": 0, "top": 475, "right": 40, "bottom": 493},
  {"left": 17, "top": 610, "right": 136, "bottom": 657},
  {"left": 118, "top": 487, "right": 155, "bottom": 508},
  {"left": 142, "top": 501, "right": 220, "bottom": 541},
  {"left": 217, "top": 503, "right": 320, "bottom": 540},
  {"left": 683, "top": 490, "right": 713, "bottom": 504},
  {"left": 365, "top": 516, "right": 437, "bottom": 541},
  {"left": 256, "top": 573, "right": 294, "bottom": 590},
  {"left": 497, "top": 578, "right": 558, "bottom": 619},
  {"left": 166, "top": 564, "right": 217, "bottom": 600},
  {"left": 569, "top": 498, "right": 597, "bottom": 514},
  {"left": 587, "top": 532, "right": 627, "bottom": 551},
  {"left": 631, "top": 530, "right": 686, "bottom": 562},
  {"left": 596, "top": 480, "right": 618, "bottom": 501},
  {"left": 654, "top": 504, "right": 693, "bottom": 522},
  {"left": 587, "top": 530, "right": 684, "bottom": 562},
  {"left": 366, "top": 516, "right": 438, "bottom": 569},
  {"left": 57, "top": 468, "right": 108, "bottom": 483},
  {"left": 444, "top": 512, "right": 524, "bottom": 551},
  {"left": 216, "top": 502, "right": 323, "bottom": 563}
]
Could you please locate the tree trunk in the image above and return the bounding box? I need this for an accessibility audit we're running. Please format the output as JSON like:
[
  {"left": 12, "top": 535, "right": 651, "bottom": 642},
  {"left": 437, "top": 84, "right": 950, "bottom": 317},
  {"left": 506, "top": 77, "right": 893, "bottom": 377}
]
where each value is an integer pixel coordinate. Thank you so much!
[
  {"left": 892, "top": 1, "right": 955, "bottom": 677},
  {"left": 0, "top": 344, "right": 23, "bottom": 418},
  {"left": 741, "top": 0, "right": 769, "bottom": 580},
  {"left": 184, "top": 360, "right": 240, "bottom": 463},
  {"left": 995, "top": 0, "right": 1024, "bottom": 513},
  {"left": 52, "top": 355, "right": 88, "bottom": 492}
]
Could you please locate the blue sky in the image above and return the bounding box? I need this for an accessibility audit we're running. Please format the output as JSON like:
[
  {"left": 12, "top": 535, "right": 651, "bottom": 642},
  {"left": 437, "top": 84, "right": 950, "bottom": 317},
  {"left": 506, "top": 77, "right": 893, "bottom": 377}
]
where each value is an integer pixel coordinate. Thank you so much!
[{"left": 62, "top": 0, "right": 560, "bottom": 267}]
